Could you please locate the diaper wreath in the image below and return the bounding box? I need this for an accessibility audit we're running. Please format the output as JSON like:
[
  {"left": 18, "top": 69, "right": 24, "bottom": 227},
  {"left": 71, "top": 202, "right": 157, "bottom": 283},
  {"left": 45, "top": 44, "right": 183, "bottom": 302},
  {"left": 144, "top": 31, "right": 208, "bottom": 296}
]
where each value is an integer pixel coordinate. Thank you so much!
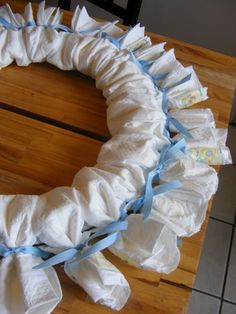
[{"left": 0, "top": 2, "right": 232, "bottom": 313}]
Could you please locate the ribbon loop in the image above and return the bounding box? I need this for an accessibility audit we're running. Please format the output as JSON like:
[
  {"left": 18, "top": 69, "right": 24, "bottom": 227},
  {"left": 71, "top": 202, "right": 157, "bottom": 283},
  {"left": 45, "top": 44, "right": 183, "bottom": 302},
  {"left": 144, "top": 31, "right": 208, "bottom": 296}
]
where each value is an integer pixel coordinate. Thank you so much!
[{"left": 45, "top": 23, "right": 73, "bottom": 33}]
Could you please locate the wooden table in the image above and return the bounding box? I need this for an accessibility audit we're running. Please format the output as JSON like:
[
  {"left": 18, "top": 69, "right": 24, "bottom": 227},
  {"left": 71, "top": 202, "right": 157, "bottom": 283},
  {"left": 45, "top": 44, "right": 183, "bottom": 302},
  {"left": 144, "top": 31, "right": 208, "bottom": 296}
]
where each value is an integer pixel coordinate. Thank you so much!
[{"left": 0, "top": 1, "right": 235, "bottom": 313}]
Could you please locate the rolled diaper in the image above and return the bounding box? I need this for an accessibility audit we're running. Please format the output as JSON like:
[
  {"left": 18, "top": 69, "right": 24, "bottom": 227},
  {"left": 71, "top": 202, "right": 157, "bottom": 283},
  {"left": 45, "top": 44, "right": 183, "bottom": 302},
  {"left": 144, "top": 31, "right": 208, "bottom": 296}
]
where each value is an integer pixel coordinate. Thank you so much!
[
  {"left": 151, "top": 153, "right": 218, "bottom": 236},
  {"left": 65, "top": 251, "right": 131, "bottom": 310},
  {"left": 110, "top": 214, "right": 180, "bottom": 274},
  {"left": 0, "top": 195, "right": 62, "bottom": 314}
]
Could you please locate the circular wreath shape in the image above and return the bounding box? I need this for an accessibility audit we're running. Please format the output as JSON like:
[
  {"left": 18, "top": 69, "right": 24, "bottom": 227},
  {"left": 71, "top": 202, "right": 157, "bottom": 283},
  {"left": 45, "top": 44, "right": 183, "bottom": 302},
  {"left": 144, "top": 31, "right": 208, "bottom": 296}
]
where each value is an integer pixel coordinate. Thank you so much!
[{"left": 0, "top": 2, "right": 230, "bottom": 313}]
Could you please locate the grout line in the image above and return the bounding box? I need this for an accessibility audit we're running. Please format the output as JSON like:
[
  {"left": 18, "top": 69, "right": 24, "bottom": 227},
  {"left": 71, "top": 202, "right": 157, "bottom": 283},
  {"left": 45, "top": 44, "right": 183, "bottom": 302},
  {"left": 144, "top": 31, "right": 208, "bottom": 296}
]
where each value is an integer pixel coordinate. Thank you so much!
[
  {"left": 209, "top": 216, "right": 234, "bottom": 226},
  {"left": 222, "top": 299, "right": 236, "bottom": 306},
  {"left": 218, "top": 212, "right": 236, "bottom": 314},
  {"left": 219, "top": 299, "right": 223, "bottom": 313},
  {"left": 0, "top": 102, "right": 109, "bottom": 143},
  {"left": 191, "top": 288, "right": 236, "bottom": 306},
  {"left": 191, "top": 287, "right": 222, "bottom": 300}
]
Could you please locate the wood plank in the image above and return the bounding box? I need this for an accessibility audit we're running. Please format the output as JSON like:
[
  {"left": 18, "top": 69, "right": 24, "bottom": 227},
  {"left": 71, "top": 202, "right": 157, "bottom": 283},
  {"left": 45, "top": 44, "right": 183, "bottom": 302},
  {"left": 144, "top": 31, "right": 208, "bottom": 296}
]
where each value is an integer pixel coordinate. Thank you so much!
[
  {"left": 0, "top": 63, "right": 109, "bottom": 138},
  {"left": 0, "top": 109, "right": 102, "bottom": 188}
]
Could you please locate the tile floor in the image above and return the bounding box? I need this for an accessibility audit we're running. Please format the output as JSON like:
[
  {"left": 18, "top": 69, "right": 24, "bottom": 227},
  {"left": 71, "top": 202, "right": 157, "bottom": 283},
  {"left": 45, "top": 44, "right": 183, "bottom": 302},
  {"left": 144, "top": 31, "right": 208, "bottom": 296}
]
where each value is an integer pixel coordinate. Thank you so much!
[{"left": 188, "top": 125, "right": 236, "bottom": 314}]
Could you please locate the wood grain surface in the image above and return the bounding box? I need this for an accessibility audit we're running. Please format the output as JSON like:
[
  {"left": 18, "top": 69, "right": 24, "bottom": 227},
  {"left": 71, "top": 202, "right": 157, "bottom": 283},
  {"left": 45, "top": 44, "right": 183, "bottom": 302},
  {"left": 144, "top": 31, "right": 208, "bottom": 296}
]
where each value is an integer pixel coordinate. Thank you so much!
[{"left": 0, "top": 1, "right": 235, "bottom": 313}]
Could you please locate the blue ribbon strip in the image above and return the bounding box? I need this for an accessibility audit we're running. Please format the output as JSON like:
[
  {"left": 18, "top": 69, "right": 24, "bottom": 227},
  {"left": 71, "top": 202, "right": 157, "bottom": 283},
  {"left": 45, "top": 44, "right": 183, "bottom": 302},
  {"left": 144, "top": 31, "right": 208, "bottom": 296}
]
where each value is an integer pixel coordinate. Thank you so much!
[
  {"left": 177, "top": 237, "right": 183, "bottom": 247},
  {"left": 0, "top": 244, "right": 51, "bottom": 259},
  {"left": 33, "top": 220, "right": 128, "bottom": 269},
  {"left": 121, "top": 180, "right": 181, "bottom": 221},
  {"left": 44, "top": 23, "right": 73, "bottom": 32},
  {"left": 0, "top": 16, "right": 20, "bottom": 30}
]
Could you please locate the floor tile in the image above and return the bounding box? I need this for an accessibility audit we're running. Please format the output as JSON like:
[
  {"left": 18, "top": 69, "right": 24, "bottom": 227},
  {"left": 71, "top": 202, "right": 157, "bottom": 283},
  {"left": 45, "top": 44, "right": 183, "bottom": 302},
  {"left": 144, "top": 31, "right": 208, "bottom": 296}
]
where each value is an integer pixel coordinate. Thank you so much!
[
  {"left": 221, "top": 301, "right": 236, "bottom": 314},
  {"left": 188, "top": 291, "right": 220, "bottom": 314},
  {"left": 210, "top": 165, "right": 236, "bottom": 224},
  {"left": 224, "top": 229, "right": 236, "bottom": 303},
  {"left": 227, "top": 125, "right": 236, "bottom": 164},
  {"left": 194, "top": 219, "right": 232, "bottom": 296}
]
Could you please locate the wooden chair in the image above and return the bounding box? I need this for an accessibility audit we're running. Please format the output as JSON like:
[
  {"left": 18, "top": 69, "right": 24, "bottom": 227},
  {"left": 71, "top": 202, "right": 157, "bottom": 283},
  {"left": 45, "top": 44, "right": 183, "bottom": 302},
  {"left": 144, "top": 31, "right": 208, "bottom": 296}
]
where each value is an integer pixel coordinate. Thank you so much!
[{"left": 57, "top": 0, "right": 143, "bottom": 26}]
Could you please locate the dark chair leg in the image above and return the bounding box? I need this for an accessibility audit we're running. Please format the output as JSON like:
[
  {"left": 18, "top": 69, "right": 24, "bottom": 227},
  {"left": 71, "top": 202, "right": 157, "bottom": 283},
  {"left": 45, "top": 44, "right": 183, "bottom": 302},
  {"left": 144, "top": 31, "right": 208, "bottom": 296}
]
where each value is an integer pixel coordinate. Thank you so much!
[
  {"left": 58, "top": 0, "right": 71, "bottom": 10},
  {"left": 123, "top": 0, "right": 143, "bottom": 26}
]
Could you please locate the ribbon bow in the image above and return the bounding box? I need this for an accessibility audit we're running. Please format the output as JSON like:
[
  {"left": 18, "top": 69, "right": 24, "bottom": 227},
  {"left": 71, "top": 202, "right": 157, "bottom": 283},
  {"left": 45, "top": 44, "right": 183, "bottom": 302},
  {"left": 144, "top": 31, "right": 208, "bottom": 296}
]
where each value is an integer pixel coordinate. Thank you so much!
[
  {"left": 33, "top": 220, "right": 128, "bottom": 270},
  {"left": 0, "top": 244, "right": 51, "bottom": 259},
  {"left": 120, "top": 139, "right": 186, "bottom": 220}
]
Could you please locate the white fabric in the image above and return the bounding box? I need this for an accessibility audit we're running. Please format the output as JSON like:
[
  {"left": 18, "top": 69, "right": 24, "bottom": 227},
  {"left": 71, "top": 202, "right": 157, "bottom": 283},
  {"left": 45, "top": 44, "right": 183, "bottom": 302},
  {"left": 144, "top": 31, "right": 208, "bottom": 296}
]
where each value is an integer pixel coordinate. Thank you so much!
[
  {"left": 71, "top": 5, "right": 122, "bottom": 37},
  {"left": 169, "top": 108, "right": 215, "bottom": 132},
  {"left": 0, "top": 2, "right": 232, "bottom": 313}
]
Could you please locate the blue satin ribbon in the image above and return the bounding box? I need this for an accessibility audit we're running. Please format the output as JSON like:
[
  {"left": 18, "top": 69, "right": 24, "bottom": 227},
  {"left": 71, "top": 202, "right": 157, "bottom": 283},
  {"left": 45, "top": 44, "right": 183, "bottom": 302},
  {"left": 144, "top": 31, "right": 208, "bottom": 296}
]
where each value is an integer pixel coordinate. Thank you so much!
[
  {"left": 0, "top": 16, "right": 20, "bottom": 30},
  {"left": 33, "top": 220, "right": 128, "bottom": 270},
  {"left": 129, "top": 51, "right": 169, "bottom": 83},
  {"left": 119, "top": 180, "right": 180, "bottom": 220},
  {"left": 25, "top": 20, "right": 36, "bottom": 27},
  {"left": 177, "top": 237, "right": 182, "bottom": 247},
  {"left": 61, "top": 232, "right": 121, "bottom": 271},
  {"left": 44, "top": 23, "right": 73, "bottom": 32},
  {"left": 158, "top": 74, "right": 193, "bottom": 139},
  {"left": 0, "top": 244, "right": 51, "bottom": 259}
]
